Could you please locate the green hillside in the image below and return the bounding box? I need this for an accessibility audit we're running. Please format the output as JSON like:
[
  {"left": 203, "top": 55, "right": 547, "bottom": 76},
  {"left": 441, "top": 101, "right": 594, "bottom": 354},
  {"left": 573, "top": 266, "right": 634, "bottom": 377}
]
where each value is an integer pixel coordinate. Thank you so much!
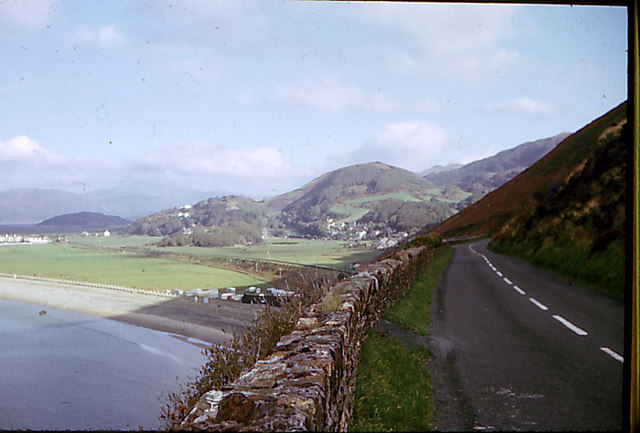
[{"left": 275, "top": 162, "right": 455, "bottom": 237}]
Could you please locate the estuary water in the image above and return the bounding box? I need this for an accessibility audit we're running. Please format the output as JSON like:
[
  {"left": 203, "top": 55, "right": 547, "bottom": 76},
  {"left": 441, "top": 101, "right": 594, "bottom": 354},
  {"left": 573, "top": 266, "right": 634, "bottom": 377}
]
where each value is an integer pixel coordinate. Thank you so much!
[{"left": 0, "top": 299, "right": 208, "bottom": 430}]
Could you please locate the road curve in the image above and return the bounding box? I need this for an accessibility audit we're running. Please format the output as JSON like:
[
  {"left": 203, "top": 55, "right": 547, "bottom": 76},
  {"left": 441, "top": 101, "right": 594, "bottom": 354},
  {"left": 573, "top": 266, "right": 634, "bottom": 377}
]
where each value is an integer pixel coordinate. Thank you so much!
[{"left": 428, "top": 239, "right": 624, "bottom": 431}]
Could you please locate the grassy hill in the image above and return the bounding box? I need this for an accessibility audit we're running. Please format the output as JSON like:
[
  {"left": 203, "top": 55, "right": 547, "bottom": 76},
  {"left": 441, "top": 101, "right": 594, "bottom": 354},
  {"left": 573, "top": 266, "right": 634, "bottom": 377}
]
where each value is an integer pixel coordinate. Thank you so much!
[
  {"left": 124, "top": 195, "right": 266, "bottom": 246},
  {"left": 429, "top": 102, "right": 628, "bottom": 299},
  {"left": 274, "top": 162, "right": 456, "bottom": 237}
]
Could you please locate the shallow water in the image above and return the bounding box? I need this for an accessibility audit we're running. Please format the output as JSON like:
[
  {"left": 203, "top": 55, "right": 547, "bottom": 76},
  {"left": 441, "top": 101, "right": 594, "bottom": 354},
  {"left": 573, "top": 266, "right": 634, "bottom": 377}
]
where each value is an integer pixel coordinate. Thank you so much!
[{"left": 0, "top": 299, "right": 208, "bottom": 430}]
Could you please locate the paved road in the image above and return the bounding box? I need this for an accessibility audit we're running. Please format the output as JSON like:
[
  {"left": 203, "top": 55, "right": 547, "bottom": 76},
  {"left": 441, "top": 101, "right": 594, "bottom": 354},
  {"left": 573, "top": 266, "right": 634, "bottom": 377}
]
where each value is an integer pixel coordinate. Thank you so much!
[{"left": 428, "top": 239, "right": 624, "bottom": 431}]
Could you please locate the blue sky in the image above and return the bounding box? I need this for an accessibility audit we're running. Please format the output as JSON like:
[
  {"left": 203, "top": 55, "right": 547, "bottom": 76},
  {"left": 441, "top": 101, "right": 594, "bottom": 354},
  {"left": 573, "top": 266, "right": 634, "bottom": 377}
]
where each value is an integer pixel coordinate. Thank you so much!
[{"left": 0, "top": 1, "right": 628, "bottom": 198}]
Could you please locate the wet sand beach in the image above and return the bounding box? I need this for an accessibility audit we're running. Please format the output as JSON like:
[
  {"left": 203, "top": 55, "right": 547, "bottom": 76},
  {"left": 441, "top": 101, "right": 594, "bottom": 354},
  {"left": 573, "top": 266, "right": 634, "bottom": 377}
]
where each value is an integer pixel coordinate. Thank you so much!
[{"left": 0, "top": 276, "right": 263, "bottom": 346}]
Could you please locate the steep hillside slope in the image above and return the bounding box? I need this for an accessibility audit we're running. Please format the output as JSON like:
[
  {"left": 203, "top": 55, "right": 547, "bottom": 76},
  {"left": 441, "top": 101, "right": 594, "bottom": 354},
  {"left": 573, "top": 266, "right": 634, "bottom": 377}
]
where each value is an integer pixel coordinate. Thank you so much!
[
  {"left": 430, "top": 102, "right": 626, "bottom": 239},
  {"left": 430, "top": 102, "right": 627, "bottom": 298},
  {"left": 424, "top": 133, "right": 570, "bottom": 207}
]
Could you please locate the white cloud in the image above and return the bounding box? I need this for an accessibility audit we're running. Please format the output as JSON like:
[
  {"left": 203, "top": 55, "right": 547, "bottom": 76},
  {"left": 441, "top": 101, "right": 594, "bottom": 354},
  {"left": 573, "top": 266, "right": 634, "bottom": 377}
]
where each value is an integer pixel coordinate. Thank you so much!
[
  {"left": 274, "top": 78, "right": 400, "bottom": 113},
  {"left": 132, "top": 141, "right": 309, "bottom": 196},
  {"left": 141, "top": 142, "right": 292, "bottom": 178},
  {"left": 484, "top": 97, "right": 557, "bottom": 116},
  {"left": 0, "top": 135, "right": 68, "bottom": 165},
  {"left": 71, "top": 25, "right": 126, "bottom": 48},
  {"left": 357, "top": 3, "right": 521, "bottom": 84},
  {"left": 342, "top": 121, "right": 450, "bottom": 171},
  {"left": 0, "top": 0, "right": 57, "bottom": 30}
]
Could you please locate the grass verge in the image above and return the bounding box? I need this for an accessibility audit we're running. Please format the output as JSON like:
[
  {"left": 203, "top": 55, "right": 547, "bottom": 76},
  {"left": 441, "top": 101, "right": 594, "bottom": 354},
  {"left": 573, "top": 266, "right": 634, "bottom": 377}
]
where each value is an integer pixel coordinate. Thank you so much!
[
  {"left": 489, "top": 238, "right": 624, "bottom": 301},
  {"left": 349, "top": 332, "right": 433, "bottom": 432},
  {"left": 350, "top": 246, "right": 453, "bottom": 431},
  {"left": 383, "top": 247, "right": 453, "bottom": 335}
]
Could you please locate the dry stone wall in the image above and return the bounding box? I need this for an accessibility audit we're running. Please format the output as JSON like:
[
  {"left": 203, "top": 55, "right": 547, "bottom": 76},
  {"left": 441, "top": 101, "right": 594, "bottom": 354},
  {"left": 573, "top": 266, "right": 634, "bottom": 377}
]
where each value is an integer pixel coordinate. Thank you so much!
[{"left": 181, "top": 244, "right": 440, "bottom": 431}]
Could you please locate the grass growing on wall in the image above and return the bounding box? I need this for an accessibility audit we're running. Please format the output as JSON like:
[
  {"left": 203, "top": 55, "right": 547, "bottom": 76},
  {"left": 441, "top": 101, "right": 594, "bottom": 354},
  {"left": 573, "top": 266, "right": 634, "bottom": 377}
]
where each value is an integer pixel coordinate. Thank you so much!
[{"left": 350, "top": 246, "right": 453, "bottom": 431}]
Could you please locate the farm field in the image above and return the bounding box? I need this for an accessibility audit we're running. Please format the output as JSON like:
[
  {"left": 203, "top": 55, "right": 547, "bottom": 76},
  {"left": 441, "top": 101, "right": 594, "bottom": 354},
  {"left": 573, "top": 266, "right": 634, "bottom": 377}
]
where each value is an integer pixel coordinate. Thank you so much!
[
  {"left": 70, "top": 235, "right": 381, "bottom": 271},
  {"left": 0, "top": 243, "right": 264, "bottom": 290},
  {"left": 344, "top": 192, "right": 423, "bottom": 204},
  {"left": 1, "top": 236, "right": 380, "bottom": 290}
]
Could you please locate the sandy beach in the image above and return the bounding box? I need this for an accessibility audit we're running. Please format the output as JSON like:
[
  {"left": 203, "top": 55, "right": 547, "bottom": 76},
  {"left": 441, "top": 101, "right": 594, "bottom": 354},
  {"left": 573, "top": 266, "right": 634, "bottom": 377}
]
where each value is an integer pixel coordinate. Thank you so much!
[{"left": 0, "top": 276, "right": 263, "bottom": 346}]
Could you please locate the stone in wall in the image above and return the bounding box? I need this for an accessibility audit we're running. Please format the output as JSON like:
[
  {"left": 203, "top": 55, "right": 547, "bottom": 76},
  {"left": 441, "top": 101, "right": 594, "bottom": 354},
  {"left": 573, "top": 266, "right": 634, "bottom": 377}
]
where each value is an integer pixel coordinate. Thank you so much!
[{"left": 181, "top": 245, "right": 438, "bottom": 431}]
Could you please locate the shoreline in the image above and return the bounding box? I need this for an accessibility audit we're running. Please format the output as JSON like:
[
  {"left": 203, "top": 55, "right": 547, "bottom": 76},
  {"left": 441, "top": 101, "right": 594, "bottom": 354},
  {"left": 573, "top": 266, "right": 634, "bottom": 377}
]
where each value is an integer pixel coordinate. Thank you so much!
[{"left": 0, "top": 276, "right": 263, "bottom": 346}]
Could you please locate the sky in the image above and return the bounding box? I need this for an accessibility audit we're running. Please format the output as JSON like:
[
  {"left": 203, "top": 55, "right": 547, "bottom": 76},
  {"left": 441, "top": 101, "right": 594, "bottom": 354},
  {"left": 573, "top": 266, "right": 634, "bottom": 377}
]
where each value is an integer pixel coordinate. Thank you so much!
[{"left": 0, "top": 0, "right": 628, "bottom": 198}]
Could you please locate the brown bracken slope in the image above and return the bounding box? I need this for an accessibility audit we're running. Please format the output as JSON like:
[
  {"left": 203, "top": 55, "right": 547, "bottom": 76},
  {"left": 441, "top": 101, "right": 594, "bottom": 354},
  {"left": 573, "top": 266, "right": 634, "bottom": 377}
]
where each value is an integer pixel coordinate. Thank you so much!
[{"left": 429, "top": 101, "right": 628, "bottom": 239}]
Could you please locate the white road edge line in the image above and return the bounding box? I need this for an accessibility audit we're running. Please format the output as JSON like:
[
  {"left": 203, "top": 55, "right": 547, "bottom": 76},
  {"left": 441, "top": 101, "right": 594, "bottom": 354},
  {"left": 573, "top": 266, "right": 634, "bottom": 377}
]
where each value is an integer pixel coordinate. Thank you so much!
[
  {"left": 528, "top": 297, "right": 549, "bottom": 311},
  {"left": 503, "top": 277, "right": 513, "bottom": 285},
  {"left": 552, "top": 315, "right": 588, "bottom": 336},
  {"left": 512, "top": 285, "right": 526, "bottom": 295},
  {"left": 599, "top": 347, "right": 624, "bottom": 363}
]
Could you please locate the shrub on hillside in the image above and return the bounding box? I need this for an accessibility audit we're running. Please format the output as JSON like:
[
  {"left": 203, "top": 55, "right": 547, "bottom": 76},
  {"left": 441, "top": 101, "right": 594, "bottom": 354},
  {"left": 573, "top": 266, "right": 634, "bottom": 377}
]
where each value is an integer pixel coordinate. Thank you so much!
[{"left": 406, "top": 232, "right": 442, "bottom": 248}]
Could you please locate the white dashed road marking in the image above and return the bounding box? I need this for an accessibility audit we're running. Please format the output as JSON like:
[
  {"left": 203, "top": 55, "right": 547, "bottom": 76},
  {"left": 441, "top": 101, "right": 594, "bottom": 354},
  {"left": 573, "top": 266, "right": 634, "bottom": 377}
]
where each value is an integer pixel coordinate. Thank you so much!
[
  {"left": 599, "top": 347, "right": 624, "bottom": 363},
  {"left": 528, "top": 297, "right": 549, "bottom": 311},
  {"left": 468, "top": 245, "right": 621, "bottom": 361},
  {"left": 512, "top": 285, "right": 526, "bottom": 295},
  {"left": 552, "top": 315, "right": 588, "bottom": 336}
]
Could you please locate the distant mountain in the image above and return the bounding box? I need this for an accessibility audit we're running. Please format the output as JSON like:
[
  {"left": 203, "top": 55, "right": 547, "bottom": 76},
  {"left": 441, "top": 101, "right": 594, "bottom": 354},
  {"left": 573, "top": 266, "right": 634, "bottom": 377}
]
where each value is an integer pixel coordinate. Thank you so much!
[
  {"left": 0, "top": 186, "right": 223, "bottom": 224},
  {"left": 0, "top": 189, "right": 106, "bottom": 224},
  {"left": 419, "top": 163, "right": 463, "bottom": 176},
  {"left": 84, "top": 184, "right": 221, "bottom": 220},
  {"left": 429, "top": 102, "right": 627, "bottom": 298},
  {"left": 423, "top": 132, "right": 571, "bottom": 207},
  {"left": 38, "top": 211, "right": 130, "bottom": 230}
]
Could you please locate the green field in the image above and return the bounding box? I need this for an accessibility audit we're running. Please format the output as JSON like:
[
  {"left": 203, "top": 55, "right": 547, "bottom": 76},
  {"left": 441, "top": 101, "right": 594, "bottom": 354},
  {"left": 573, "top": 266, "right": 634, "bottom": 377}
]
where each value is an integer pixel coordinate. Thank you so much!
[
  {"left": 71, "top": 236, "right": 379, "bottom": 271},
  {"left": 68, "top": 234, "right": 158, "bottom": 248},
  {"left": 329, "top": 205, "right": 370, "bottom": 223},
  {"left": 344, "top": 193, "right": 423, "bottom": 204},
  {"left": 0, "top": 243, "right": 264, "bottom": 289},
  {"left": 1, "top": 236, "right": 379, "bottom": 289}
]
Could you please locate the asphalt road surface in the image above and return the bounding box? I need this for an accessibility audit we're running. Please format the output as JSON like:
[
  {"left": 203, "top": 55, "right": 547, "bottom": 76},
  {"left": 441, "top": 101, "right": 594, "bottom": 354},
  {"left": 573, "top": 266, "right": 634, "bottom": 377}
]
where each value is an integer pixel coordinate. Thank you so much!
[{"left": 428, "top": 239, "right": 624, "bottom": 431}]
